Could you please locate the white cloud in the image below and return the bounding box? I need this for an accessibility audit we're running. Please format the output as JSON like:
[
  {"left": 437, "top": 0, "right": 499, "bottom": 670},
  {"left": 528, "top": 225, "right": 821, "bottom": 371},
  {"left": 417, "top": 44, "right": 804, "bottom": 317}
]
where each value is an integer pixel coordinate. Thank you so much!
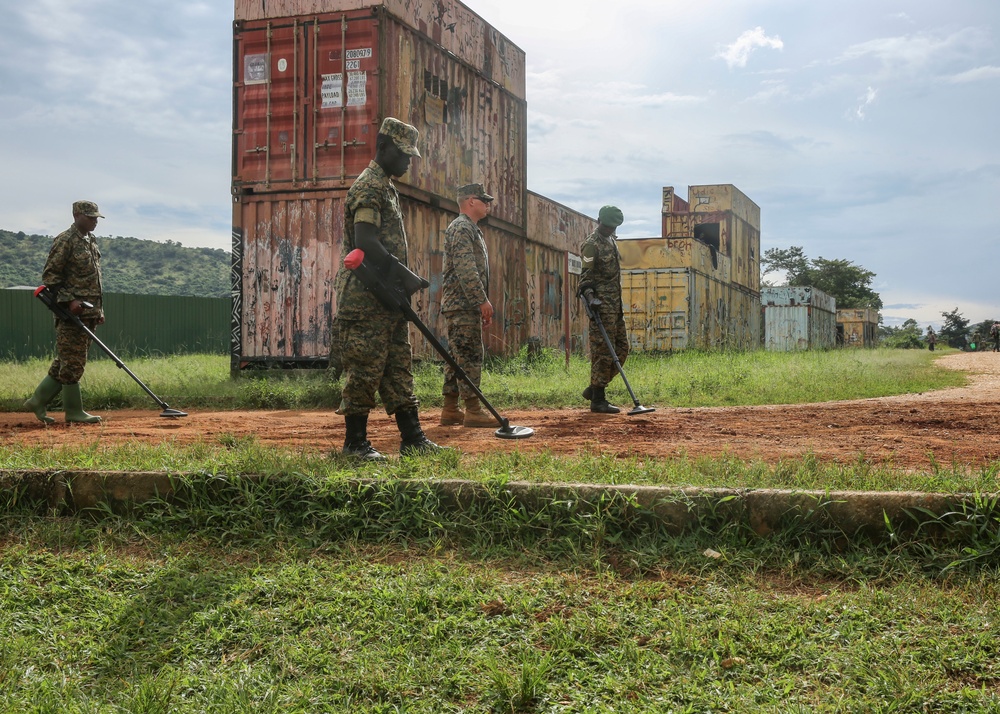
[
  {"left": 853, "top": 86, "right": 878, "bottom": 119},
  {"left": 717, "top": 27, "right": 784, "bottom": 69},
  {"left": 949, "top": 65, "right": 1000, "bottom": 83}
]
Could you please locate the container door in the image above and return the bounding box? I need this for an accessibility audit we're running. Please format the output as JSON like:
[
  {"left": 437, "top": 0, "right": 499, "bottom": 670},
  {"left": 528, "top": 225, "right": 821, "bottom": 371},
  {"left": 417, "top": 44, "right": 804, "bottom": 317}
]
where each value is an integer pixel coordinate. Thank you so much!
[
  {"left": 234, "top": 12, "right": 381, "bottom": 191},
  {"left": 309, "top": 14, "right": 381, "bottom": 183},
  {"left": 234, "top": 19, "right": 302, "bottom": 188},
  {"left": 622, "top": 269, "right": 690, "bottom": 352}
]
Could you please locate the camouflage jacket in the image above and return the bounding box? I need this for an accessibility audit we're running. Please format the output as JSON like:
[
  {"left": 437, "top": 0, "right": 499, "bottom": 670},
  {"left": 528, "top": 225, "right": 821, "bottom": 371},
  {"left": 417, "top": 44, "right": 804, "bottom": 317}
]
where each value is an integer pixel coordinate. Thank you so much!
[
  {"left": 334, "top": 161, "right": 410, "bottom": 319},
  {"left": 580, "top": 228, "right": 622, "bottom": 312},
  {"left": 42, "top": 223, "right": 104, "bottom": 320},
  {"left": 441, "top": 213, "right": 489, "bottom": 313}
]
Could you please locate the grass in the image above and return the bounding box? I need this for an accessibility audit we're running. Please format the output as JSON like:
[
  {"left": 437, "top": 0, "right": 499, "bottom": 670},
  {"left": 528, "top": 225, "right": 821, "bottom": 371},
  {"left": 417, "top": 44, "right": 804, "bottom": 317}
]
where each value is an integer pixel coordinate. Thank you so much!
[
  {"left": 0, "top": 347, "right": 967, "bottom": 413},
  {"left": 1, "top": 504, "right": 999, "bottom": 713},
  {"left": 2, "top": 346, "right": 998, "bottom": 711}
]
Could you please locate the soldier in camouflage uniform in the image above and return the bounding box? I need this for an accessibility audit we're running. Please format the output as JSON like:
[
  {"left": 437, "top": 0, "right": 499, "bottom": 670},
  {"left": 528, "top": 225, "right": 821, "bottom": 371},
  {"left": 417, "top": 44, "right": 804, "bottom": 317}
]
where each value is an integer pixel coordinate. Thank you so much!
[
  {"left": 578, "top": 205, "right": 628, "bottom": 414},
  {"left": 333, "top": 117, "right": 444, "bottom": 461},
  {"left": 24, "top": 200, "right": 106, "bottom": 424},
  {"left": 439, "top": 183, "right": 496, "bottom": 428}
]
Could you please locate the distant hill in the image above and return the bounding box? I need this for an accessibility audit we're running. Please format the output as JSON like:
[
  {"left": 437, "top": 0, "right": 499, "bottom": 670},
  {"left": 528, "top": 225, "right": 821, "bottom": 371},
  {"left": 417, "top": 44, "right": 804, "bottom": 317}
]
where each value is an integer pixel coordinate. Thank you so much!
[{"left": 0, "top": 229, "right": 230, "bottom": 298}]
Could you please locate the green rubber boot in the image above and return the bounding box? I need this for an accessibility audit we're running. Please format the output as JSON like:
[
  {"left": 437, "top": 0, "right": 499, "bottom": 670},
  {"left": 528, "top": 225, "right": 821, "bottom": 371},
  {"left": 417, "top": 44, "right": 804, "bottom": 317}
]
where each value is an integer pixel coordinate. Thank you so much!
[
  {"left": 62, "top": 382, "right": 102, "bottom": 424},
  {"left": 23, "top": 375, "right": 63, "bottom": 424}
]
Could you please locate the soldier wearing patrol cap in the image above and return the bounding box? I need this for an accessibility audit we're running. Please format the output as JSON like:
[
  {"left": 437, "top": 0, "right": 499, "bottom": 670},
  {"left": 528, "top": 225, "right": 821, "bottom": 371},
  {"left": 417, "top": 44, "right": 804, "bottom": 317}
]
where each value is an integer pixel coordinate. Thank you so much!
[
  {"left": 24, "top": 200, "right": 107, "bottom": 424},
  {"left": 578, "top": 205, "right": 629, "bottom": 414},
  {"left": 439, "top": 182, "right": 495, "bottom": 427},
  {"left": 332, "top": 116, "right": 445, "bottom": 460}
]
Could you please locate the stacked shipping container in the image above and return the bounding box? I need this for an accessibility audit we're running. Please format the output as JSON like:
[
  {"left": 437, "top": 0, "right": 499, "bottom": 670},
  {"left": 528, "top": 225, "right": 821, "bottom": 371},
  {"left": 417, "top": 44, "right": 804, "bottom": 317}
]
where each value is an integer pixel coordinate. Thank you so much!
[
  {"left": 232, "top": 0, "right": 553, "bottom": 370},
  {"left": 618, "top": 185, "right": 761, "bottom": 351}
]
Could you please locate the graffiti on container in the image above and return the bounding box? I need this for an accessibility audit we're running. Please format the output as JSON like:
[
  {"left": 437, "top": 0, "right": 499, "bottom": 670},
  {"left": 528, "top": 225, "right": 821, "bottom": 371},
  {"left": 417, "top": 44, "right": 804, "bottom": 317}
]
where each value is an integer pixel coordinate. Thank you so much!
[{"left": 666, "top": 239, "right": 690, "bottom": 256}]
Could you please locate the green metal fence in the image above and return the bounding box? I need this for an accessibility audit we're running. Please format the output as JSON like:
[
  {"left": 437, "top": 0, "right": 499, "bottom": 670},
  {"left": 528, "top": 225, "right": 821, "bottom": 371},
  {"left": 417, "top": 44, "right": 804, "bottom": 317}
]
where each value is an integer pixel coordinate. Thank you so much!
[{"left": 0, "top": 289, "right": 230, "bottom": 361}]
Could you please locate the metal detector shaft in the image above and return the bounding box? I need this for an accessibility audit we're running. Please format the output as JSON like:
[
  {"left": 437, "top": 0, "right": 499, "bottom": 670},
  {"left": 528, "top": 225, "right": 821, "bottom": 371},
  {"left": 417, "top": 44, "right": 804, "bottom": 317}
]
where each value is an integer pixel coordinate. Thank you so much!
[
  {"left": 34, "top": 286, "right": 186, "bottom": 416},
  {"left": 581, "top": 290, "right": 648, "bottom": 410}
]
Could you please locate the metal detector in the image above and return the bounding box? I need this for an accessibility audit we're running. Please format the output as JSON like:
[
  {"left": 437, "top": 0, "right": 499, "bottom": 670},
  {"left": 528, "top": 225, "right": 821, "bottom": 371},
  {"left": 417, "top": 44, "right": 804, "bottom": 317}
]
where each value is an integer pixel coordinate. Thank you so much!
[
  {"left": 344, "top": 249, "right": 532, "bottom": 439},
  {"left": 580, "top": 288, "right": 655, "bottom": 416},
  {"left": 34, "top": 286, "right": 188, "bottom": 418}
]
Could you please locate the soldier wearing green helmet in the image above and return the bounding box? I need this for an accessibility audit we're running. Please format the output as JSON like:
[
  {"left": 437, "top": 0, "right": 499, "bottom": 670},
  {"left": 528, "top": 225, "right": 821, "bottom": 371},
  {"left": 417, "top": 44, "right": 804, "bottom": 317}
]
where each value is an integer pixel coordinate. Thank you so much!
[{"left": 578, "top": 205, "right": 628, "bottom": 414}]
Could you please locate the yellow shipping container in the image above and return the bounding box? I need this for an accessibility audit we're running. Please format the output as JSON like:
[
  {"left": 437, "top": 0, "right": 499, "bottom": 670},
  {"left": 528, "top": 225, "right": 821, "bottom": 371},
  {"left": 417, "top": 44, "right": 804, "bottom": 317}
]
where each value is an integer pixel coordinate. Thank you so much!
[{"left": 619, "top": 185, "right": 761, "bottom": 352}]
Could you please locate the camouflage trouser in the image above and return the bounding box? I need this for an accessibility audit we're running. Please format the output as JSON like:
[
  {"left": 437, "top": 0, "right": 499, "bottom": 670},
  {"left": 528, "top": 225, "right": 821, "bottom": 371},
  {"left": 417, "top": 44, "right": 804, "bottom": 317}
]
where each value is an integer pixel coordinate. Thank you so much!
[
  {"left": 337, "top": 314, "right": 418, "bottom": 417},
  {"left": 442, "top": 310, "right": 483, "bottom": 399},
  {"left": 47, "top": 317, "right": 97, "bottom": 384},
  {"left": 588, "top": 306, "right": 629, "bottom": 388},
  {"left": 328, "top": 315, "right": 343, "bottom": 380}
]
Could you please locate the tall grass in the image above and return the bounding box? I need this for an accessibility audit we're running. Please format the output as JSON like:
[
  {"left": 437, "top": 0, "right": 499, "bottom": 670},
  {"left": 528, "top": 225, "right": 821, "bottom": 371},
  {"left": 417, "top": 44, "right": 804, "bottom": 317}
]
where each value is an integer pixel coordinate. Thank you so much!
[{"left": 0, "top": 347, "right": 966, "bottom": 412}]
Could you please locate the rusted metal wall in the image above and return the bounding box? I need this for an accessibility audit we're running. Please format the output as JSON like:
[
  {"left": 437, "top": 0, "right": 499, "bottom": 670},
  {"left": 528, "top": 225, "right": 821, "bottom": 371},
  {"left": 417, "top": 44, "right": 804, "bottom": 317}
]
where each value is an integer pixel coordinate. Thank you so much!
[
  {"left": 233, "top": 189, "right": 550, "bottom": 369},
  {"left": 837, "top": 308, "right": 880, "bottom": 348},
  {"left": 761, "top": 286, "right": 837, "bottom": 351},
  {"left": 526, "top": 192, "right": 594, "bottom": 352},
  {"left": 234, "top": 0, "right": 527, "bottom": 98},
  {"left": 380, "top": 12, "right": 526, "bottom": 227},
  {"left": 232, "top": 4, "right": 527, "bottom": 227},
  {"left": 621, "top": 267, "right": 759, "bottom": 351},
  {"left": 232, "top": 191, "right": 344, "bottom": 369}
]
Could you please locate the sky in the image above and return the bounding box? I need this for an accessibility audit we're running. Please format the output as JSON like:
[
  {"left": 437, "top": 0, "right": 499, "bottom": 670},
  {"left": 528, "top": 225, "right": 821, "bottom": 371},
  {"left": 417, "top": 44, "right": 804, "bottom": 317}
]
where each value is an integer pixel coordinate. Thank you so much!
[{"left": 1, "top": 0, "right": 998, "bottom": 329}]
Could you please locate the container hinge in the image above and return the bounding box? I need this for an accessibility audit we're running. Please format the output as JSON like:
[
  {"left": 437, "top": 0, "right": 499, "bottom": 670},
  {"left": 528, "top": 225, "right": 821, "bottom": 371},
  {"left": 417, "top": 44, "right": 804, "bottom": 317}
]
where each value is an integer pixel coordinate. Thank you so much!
[{"left": 245, "top": 146, "right": 269, "bottom": 154}]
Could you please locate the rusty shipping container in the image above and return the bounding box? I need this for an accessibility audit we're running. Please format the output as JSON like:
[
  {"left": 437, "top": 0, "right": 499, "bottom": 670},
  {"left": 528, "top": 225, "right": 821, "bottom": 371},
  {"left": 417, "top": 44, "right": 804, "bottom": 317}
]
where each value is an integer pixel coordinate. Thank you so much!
[
  {"left": 232, "top": 0, "right": 527, "bottom": 228},
  {"left": 232, "top": 189, "right": 552, "bottom": 369},
  {"left": 761, "top": 286, "right": 837, "bottom": 351},
  {"left": 231, "top": 0, "right": 543, "bottom": 370},
  {"left": 837, "top": 308, "right": 880, "bottom": 348},
  {"left": 619, "top": 185, "right": 761, "bottom": 352}
]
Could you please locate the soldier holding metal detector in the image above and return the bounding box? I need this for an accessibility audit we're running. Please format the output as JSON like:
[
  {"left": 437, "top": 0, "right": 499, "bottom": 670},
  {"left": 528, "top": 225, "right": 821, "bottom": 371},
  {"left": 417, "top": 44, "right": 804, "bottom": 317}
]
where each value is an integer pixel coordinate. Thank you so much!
[
  {"left": 333, "top": 117, "right": 445, "bottom": 461},
  {"left": 578, "top": 205, "right": 630, "bottom": 414},
  {"left": 578, "top": 205, "right": 654, "bottom": 417},
  {"left": 24, "top": 200, "right": 106, "bottom": 424}
]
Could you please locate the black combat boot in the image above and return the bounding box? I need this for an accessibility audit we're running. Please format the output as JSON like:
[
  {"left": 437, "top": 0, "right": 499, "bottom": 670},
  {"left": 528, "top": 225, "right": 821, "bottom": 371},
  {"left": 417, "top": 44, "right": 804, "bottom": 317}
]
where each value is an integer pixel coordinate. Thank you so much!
[
  {"left": 590, "top": 386, "right": 621, "bottom": 414},
  {"left": 582, "top": 385, "right": 593, "bottom": 401},
  {"left": 342, "top": 413, "right": 386, "bottom": 462},
  {"left": 395, "top": 408, "right": 447, "bottom": 456}
]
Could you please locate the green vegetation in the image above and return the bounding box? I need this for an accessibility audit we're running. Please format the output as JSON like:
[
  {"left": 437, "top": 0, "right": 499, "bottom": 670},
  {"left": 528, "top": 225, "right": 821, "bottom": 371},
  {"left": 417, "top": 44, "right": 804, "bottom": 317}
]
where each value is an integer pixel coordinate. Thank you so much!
[
  {"left": 2, "top": 346, "right": 999, "bottom": 711},
  {"left": 2, "top": 481, "right": 999, "bottom": 712},
  {"left": 0, "top": 229, "right": 229, "bottom": 297},
  {"left": 0, "top": 347, "right": 966, "bottom": 414}
]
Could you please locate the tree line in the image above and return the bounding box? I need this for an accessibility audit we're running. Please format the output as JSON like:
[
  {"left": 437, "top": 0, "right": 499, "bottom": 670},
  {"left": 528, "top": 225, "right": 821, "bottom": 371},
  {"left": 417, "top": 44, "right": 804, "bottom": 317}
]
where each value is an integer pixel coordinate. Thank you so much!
[{"left": 0, "top": 229, "right": 229, "bottom": 298}]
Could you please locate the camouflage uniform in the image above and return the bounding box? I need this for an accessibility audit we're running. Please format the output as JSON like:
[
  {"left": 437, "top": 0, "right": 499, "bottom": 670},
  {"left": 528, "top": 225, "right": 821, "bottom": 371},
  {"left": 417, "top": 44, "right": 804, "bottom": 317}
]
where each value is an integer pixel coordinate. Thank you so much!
[
  {"left": 580, "top": 227, "right": 629, "bottom": 388},
  {"left": 441, "top": 213, "right": 489, "bottom": 399},
  {"left": 43, "top": 222, "right": 104, "bottom": 384},
  {"left": 333, "top": 160, "right": 418, "bottom": 417}
]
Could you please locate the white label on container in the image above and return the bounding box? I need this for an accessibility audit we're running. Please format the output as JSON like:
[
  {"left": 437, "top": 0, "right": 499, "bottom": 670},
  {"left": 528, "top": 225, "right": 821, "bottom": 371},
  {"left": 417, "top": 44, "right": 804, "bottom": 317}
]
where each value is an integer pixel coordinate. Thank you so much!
[
  {"left": 345, "top": 48, "right": 372, "bottom": 60},
  {"left": 346, "top": 59, "right": 360, "bottom": 70},
  {"left": 244, "top": 53, "right": 269, "bottom": 85},
  {"left": 347, "top": 71, "right": 367, "bottom": 106},
  {"left": 568, "top": 253, "right": 582, "bottom": 275},
  {"left": 322, "top": 73, "right": 343, "bottom": 108},
  {"left": 277, "top": 58, "right": 287, "bottom": 72}
]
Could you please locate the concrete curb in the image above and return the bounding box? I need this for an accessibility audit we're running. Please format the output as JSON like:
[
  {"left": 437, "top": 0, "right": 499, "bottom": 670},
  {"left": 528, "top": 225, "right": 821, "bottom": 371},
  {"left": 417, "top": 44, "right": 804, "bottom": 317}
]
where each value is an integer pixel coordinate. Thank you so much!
[{"left": 0, "top": 470, "right": 989, "bottom": 541}]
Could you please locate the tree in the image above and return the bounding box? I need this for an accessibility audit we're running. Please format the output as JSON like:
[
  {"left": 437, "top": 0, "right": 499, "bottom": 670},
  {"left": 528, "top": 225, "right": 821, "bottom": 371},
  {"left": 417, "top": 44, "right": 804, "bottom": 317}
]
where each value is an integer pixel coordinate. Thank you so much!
[
  {"left": 939, "top": 308, "right": 970, "bottom": 349},
  {"left": 879, "top": 318, "right": 923, "bottom": 349},
  {"left": 761, "top": 246, "right": 882, "bottom": 310}
]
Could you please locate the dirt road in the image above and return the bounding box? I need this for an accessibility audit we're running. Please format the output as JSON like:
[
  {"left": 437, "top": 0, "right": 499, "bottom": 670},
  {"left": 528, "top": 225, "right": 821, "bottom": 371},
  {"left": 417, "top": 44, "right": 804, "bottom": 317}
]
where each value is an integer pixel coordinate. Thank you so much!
[{"left": 2, "top": 353, "right": 998, "bottom": 470}]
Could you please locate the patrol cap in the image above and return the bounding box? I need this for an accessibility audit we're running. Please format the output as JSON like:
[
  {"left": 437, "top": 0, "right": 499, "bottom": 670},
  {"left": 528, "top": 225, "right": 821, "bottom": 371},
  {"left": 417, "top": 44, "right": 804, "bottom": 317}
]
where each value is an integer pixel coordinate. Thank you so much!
[
  {"left": 379, "top": 117, "right": 420, "bottom": 157},
  {"left": 457, "top": 183, "right": 494, "bottom": 202},
  {"left": 598, "top": 205, "right": 624, "bottom": 227},
  {"left": 73, "top": 200, "right": 105, "bottom": 218}
]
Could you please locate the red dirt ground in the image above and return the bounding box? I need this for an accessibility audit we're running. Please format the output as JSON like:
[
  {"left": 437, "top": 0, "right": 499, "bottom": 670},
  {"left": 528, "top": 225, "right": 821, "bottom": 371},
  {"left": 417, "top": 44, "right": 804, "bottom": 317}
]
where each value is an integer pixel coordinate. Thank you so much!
[{"left": 2, "top": 353, "right": 998, "bottom": 470}]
